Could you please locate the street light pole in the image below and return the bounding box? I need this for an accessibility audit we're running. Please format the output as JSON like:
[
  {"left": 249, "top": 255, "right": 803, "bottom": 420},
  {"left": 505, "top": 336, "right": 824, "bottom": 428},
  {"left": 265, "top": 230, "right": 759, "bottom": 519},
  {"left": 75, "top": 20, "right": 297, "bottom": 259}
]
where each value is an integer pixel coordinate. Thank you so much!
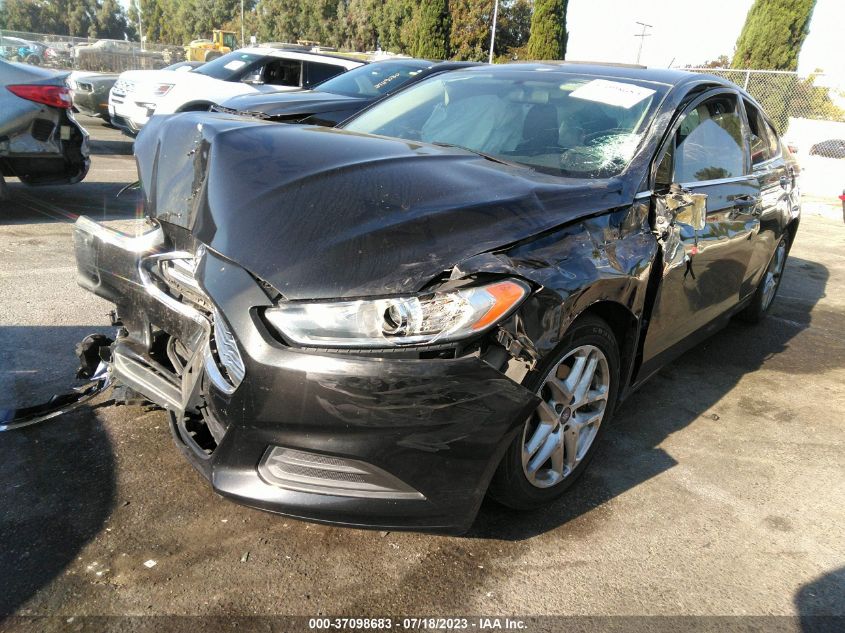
[
  {"left": 634, "top": 21, "right": 652, "bottom": 65},
  {"left": 488, "top": 0, "right": 500, "bottom": 64},
  {"left": 241, "top": 0, "right": 245, "bottom": 48}
]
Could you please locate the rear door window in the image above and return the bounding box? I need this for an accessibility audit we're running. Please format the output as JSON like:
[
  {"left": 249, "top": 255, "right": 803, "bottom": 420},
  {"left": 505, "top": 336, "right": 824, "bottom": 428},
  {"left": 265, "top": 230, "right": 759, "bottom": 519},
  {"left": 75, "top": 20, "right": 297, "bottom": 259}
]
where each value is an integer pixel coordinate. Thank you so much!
[
  {"left": 305, "top": 62, "right": 347, "bottom": 87},
  {"left": 261, "top": 59, "right": 302, "bottom": 87},
  {"left": 743, "top": 99, "right": 774, "bottom": 166}
]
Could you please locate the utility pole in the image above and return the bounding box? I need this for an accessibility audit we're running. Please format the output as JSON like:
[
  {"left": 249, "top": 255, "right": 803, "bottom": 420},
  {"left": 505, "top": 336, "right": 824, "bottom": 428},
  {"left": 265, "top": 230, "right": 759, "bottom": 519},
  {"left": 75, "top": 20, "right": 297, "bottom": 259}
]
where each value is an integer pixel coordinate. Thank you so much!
[
  {"left": 488, "top": 0, "right": 500, "bottom": 64},
  {"left": 634, "top": 21, "right": 652, "bottom": 65},
  {"left": 241, "top": 0, "right": 245, "bottom": 48},
  {"left": 137, "top": 3, "right": 144, "bottom": 50}
]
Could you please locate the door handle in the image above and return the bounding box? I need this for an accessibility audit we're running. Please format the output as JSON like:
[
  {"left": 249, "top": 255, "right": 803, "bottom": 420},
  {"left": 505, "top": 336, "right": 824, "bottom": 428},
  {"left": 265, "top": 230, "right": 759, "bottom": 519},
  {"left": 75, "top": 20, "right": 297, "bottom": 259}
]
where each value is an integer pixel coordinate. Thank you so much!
[{"left": 732, "top": 195, "right": 760, "bottom": 209}]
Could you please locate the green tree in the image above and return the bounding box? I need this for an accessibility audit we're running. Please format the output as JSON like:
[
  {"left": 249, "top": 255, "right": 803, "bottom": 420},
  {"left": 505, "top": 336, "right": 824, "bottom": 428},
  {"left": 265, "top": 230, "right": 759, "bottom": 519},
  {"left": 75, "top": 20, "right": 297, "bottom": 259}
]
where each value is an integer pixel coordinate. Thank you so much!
[
  {"left": 410, "top": 0, "right": 450, "bottom": 59},
  {"left": 377, "top": 0, "right": 414, "bottom": 52},
  {"left": 94, "top": 0, "right": 131, "bottom": 39},
  {"left": 344, "top": 0, "right": 380, "bottom": 50},
  {"left": 731, "top": 0, "right": 816, "bottom": 70},
  {"left": 495, "top": 0, "right": 531, "bottom": 59},
  {"left": 526, "top": 0, "right": 566, "bottom": 60},
  {"left": 449, "top": 0, "right": 492, "bottom": 61}
]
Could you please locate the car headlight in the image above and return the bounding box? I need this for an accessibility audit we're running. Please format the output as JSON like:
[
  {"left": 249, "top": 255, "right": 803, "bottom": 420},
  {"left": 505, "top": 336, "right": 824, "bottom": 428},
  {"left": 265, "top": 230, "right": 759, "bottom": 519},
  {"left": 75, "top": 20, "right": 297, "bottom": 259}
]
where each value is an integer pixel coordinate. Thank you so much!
[
  {"left": 264, "top": 279, "right": 530, "bottom": 348},
  {"left": 152, "top": 83, "right": 174, "bottom": 96}
]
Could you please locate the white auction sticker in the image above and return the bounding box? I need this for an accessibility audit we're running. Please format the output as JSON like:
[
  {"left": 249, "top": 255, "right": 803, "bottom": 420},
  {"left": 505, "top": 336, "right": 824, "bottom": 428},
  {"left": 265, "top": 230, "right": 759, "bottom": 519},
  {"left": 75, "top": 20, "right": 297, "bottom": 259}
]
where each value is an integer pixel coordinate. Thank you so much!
[
  {"left": 224, "top": 60, "right": 247, "bottom": 70},
  {"left": 569, "top": 79, "right": 656, "bottom": 109}
]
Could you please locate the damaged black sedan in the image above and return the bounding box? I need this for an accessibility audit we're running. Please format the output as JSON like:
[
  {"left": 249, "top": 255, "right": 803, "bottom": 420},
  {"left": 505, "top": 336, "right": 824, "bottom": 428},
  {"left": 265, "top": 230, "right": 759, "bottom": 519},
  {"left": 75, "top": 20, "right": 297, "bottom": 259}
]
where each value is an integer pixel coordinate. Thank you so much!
[{"left": 73, "top": 64, "right": 800, "bottom": 533}]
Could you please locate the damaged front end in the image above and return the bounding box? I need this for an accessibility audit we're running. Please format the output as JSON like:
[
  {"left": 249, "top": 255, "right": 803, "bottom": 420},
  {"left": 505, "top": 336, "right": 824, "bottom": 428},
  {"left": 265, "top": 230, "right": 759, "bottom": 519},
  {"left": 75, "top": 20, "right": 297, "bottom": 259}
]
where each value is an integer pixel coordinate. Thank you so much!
[{"left": 72, "top": 215, "right": 540, "bottom": 533}]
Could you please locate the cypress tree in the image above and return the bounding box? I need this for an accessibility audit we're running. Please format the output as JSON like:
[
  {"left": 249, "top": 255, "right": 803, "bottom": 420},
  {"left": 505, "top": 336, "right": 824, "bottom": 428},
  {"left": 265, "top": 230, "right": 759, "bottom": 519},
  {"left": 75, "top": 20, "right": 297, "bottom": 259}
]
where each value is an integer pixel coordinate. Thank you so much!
[
  {"left": 526, "top": 0, "right": 567, "bottom": 61},
  {"left": 732, "top": 0, "right": 816, "bottom": 70},
  {"left": 410, "top": 0, "right": 450, "bottom": 59}
]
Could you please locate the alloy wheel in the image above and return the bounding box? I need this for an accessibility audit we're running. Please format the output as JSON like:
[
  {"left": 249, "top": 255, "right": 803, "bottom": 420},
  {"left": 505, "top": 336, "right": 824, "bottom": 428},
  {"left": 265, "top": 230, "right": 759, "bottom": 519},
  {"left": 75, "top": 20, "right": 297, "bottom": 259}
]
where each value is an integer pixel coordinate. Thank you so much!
[{"left": 521, "top": 344, "right": 610, "bottom": 488}]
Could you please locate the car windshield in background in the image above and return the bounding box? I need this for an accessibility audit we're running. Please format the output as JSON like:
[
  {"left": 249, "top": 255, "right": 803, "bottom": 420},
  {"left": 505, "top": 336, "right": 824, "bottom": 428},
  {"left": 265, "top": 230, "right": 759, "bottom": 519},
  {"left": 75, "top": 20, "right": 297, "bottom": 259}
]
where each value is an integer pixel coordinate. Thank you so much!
[
  {"left": 191, "top": 51, "right": 265, "bottom": 80},
  {"left": 343, "top": 70, "right": 668, "bottom": 177},
  {"left": 315, "top": 60, "right": 432, "bottom": 98}
]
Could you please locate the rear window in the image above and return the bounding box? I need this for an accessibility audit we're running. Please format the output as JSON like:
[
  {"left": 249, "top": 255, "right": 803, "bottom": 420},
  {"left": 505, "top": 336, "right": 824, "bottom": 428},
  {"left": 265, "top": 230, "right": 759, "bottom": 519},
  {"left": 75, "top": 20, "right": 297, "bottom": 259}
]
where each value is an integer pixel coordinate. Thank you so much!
[{"left": 316, "top": 60, "right": 432, "bottom": 98}]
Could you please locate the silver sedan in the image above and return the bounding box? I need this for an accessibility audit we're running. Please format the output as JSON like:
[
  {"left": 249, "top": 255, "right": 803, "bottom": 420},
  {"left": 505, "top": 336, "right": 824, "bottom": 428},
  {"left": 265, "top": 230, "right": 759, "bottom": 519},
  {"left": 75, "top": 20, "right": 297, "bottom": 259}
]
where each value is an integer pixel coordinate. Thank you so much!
[{"left": 0, "top": 59, "right": 89, "bottom": 198}]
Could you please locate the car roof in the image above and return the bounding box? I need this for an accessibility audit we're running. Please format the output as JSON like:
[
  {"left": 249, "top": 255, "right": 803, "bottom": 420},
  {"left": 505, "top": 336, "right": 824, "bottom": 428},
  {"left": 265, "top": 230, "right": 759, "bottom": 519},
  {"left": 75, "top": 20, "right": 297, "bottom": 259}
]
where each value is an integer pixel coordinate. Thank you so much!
[
  {"left": 237, "top": 47, "right": 364, "bottom": 69},
  {"left": 458, "top": 62, "right": 718, "bottom": 88}
]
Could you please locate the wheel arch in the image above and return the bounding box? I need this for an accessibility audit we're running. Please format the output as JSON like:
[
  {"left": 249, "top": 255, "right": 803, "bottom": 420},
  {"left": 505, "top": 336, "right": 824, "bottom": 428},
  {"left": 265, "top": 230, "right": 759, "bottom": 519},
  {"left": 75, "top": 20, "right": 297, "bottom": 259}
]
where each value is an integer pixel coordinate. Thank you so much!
[{"left": 567, "top": 300, "right": 640, "bottom": 400}]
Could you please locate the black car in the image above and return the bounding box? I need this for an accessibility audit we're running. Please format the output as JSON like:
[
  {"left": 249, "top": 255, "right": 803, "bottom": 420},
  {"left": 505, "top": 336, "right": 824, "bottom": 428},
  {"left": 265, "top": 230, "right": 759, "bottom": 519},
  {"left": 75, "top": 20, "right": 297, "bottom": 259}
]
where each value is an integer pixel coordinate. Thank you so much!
[
  {"left": 809, "top": 138, "right": 845, "bottom": 159},
  {"left": 69, "top": 72, "right": 119, "bottom": 122},
  {"left": 215, "top": 59, "right": 478, "bottom": 126},
  {"left": 73, "top": 64, "right": 800, "bottom": 533}
]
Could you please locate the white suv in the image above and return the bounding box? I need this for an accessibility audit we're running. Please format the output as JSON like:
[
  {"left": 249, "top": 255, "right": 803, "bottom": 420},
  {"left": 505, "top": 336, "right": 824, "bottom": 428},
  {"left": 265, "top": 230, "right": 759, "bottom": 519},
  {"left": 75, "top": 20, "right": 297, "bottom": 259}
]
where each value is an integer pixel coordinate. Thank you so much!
[{"left": 109, "top": 48, "right": 363, "bottom": 135}]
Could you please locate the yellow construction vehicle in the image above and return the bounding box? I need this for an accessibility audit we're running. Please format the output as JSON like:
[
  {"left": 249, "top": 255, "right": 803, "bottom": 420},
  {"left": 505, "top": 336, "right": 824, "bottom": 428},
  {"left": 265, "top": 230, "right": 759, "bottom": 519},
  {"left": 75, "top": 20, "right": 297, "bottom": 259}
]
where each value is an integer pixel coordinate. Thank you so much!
[{"left": 185, "top": 30, "right": 238, "bottom": 63}]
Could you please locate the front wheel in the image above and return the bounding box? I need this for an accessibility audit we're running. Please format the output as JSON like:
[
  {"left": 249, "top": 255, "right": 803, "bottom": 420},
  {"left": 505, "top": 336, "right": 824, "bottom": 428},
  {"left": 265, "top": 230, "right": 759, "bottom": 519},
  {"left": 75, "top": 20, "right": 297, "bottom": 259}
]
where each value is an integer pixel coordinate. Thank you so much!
[
  {"left": 739, "top": 235, "right": 789, "bottom": 323},
  {"left": 489, "top": 315, "right": 620, "bottom": 510}
]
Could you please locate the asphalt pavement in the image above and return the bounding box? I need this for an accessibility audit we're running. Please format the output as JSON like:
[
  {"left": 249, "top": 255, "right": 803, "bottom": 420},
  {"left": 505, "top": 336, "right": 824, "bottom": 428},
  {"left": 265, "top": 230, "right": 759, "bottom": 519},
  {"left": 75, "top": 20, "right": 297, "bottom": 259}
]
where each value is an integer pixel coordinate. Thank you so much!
[{"left": 0, "top": 116, "right": 843, "bottom": 630}]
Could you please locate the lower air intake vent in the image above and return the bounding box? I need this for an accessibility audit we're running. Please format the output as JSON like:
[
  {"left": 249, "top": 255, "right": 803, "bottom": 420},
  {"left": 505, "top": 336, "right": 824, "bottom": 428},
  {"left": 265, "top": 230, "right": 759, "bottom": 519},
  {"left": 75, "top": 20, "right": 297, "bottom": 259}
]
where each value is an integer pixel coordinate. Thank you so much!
[{"left": 258, "top": 446, "right": 424, "bottom": 500}]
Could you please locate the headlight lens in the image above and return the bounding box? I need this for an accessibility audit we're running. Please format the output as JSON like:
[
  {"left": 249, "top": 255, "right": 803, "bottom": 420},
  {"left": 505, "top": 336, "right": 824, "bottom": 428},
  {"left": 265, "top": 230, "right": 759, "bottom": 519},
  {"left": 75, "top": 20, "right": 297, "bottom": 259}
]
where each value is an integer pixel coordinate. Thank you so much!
[{"left": 264, "top": 279, "right": 529, "bottom": 348}]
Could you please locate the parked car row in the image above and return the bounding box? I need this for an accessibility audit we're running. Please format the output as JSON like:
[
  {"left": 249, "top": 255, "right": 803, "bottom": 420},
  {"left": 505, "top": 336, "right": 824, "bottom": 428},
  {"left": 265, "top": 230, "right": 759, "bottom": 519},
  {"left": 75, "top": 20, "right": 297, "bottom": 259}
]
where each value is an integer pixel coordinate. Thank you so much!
[
  {"left": 106, "top": 48, "right": 363, "bottom": 135},
  {"left": 67, "top": 60, "right": 802, "bottom": 533},
  {"left": 0, "top": 36, "right": 57, "bottom": 65}
]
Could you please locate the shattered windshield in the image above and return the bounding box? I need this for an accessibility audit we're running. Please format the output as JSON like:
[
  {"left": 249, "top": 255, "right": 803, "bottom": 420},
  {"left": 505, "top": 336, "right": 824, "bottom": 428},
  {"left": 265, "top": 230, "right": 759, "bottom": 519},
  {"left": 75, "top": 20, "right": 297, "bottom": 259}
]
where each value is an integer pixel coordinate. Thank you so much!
[{"left": 343, "top": 70, "right": 668, "bottom": 178}]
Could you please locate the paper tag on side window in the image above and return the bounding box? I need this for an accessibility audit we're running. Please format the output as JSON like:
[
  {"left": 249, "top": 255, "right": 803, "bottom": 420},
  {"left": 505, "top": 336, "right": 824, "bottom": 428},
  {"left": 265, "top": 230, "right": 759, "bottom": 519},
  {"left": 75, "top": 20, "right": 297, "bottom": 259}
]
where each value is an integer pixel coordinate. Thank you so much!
[{"left": 569, "top": 79, "right": 655, "bottom": 109}]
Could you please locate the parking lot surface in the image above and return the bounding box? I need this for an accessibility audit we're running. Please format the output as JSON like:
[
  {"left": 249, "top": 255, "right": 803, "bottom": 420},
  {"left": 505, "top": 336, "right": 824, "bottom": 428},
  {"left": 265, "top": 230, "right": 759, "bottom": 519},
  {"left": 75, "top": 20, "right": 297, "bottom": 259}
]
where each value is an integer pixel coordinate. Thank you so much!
[{"left": 0, "top": 117, "right": 843, "bottom": 627}]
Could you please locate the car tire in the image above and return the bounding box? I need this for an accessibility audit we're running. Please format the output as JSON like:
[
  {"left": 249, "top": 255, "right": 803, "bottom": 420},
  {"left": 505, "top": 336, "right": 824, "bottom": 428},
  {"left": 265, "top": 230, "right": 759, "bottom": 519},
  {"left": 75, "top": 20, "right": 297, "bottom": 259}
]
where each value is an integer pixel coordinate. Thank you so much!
[
  {"left": 24, "top": 54, "right": 41, "bottom": 65},
  {"left": 488, "top": 314, "right": 620, "bottom": 510},
  {"left": 204, "top": 51, "right": 222, "bottom": 62},
  {"left": 738, "top": 235, "right": 789, "bottom": 324}
]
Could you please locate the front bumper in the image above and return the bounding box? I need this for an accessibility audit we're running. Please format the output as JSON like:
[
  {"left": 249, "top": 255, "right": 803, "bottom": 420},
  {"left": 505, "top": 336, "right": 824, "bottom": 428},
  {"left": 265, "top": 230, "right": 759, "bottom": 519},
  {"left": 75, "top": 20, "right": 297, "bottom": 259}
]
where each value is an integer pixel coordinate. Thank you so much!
[
  {"left": 73, "top": 218, "right": 538, "bottom": 533},
  {"left": 108, "top": 94, "right": 151, "bottom": 133}
]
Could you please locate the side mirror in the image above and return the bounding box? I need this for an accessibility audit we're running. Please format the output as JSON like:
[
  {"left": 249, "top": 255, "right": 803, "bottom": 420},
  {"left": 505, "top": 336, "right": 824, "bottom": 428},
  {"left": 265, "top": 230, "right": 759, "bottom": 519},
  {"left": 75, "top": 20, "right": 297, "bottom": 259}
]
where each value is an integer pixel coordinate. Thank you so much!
[{"left": 665, "top": 184, "right": 707, "bottom": 231}]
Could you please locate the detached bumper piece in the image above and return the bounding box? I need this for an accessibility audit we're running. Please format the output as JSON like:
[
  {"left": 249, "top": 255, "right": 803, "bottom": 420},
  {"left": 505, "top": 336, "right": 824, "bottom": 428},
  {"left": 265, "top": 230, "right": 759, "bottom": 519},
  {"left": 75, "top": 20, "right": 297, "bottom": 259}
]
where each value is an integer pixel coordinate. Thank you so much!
[{"left": 73, "top": 216, "right": 538, "bottom": 533}]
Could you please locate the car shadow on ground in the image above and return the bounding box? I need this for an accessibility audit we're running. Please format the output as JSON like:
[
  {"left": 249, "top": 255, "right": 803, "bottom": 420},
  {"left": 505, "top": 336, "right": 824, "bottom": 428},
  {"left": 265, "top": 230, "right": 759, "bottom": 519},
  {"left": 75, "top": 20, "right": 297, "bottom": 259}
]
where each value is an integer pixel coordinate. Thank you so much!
[
  {"left": 795, "top": 566, "right": 845, "bottom": 631},
  {"left": 467, "top": 255, "right": 836, "bottom": 540},
  {"left": 0, "top": 326, "right": 116, "bottom": 617},
  {"left": 0, "top": 181, "right": 140, "bottom": 224}
]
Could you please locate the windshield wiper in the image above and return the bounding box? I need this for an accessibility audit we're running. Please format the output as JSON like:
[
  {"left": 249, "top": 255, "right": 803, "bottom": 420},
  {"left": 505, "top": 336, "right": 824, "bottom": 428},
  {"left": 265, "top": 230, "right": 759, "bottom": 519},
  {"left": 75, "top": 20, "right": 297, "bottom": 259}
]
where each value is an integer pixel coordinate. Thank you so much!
[{"left": 430, "top": 141, "right": 515, "bottom": 166}]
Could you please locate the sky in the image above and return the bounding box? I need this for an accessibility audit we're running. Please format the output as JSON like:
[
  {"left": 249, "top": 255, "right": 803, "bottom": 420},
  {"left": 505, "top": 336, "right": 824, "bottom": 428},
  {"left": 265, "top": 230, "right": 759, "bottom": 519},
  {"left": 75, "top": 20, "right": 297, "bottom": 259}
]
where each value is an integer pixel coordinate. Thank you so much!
[
  {"left": 115, "top": 0, "right": 844, "bottom": 77},
  {"left": 566, "top": 0, "right": 844, "bottom": 77}
]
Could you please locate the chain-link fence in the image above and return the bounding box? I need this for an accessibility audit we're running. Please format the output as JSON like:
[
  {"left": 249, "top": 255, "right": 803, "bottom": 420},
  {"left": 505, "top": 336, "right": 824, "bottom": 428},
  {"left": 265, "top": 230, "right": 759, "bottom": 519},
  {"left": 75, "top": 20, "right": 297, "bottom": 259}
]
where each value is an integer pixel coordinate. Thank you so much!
[
  {"left": 686, "top": 68, "right": 845, "bottom": 133},
  {"left": 0, "top": 29, "right": 184, "bottom": 73}
]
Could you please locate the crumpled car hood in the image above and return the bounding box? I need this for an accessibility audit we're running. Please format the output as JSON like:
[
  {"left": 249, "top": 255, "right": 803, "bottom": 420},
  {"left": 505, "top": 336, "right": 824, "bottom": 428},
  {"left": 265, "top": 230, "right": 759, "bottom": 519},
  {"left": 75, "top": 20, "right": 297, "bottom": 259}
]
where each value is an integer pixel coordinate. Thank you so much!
[{"left": 135, "top": 112, "right": 629, "bottom": 300}]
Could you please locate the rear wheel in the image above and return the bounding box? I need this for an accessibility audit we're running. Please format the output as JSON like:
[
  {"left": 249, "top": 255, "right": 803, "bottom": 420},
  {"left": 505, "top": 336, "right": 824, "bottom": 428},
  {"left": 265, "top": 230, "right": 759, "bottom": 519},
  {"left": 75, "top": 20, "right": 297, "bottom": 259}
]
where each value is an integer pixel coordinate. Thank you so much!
[
  {"left": 489, "top": 315, "right": 620, "bottom": 510},
  {"left": 739, "top": 235, "right": 789, "bottom": 323},
  {"left": 204, "top": 51, "right": 222, "bottom": 62}
]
